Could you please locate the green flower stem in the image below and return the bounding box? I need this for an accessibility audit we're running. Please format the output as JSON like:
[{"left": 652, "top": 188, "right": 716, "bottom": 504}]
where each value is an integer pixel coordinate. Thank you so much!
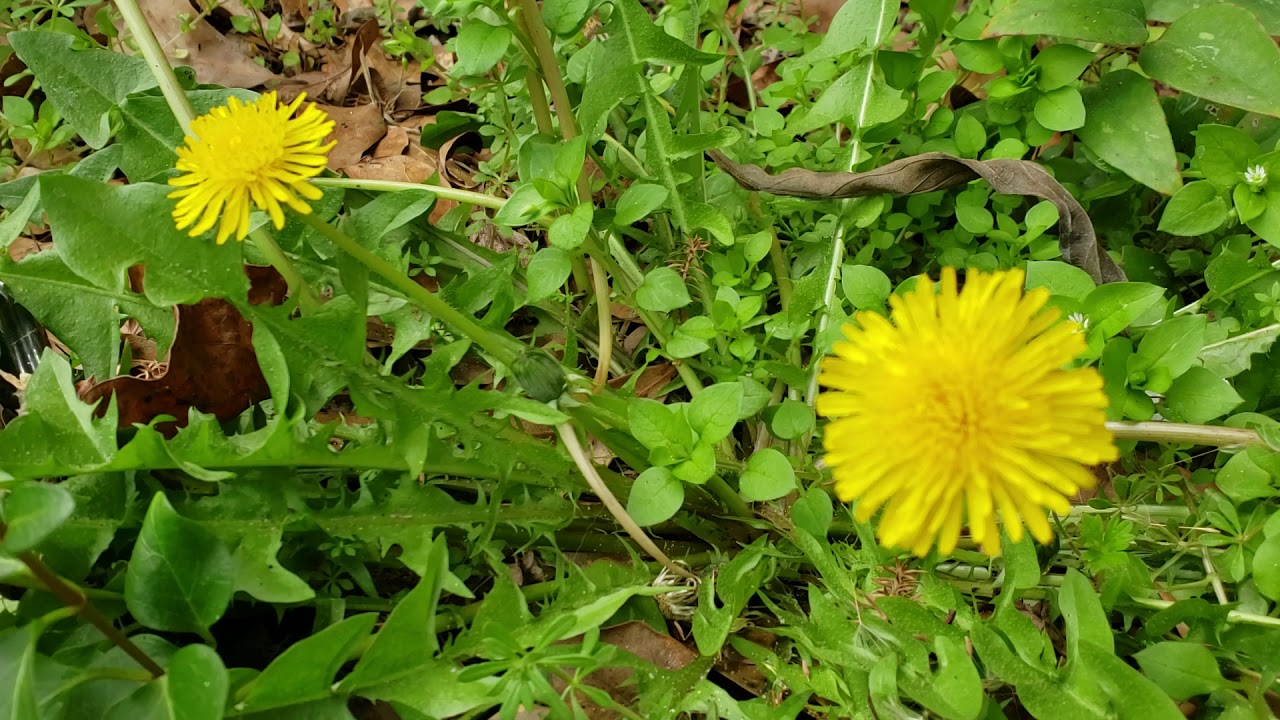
[
  {"left": 113, "top": 0, "right": 195, "bottom": 131},
  {"left": 311, "top": 177, "right": 507, "bottom": 210},
  {"left": 296, "top": 213, "right": 521, "bottom": 369},
  {"left": 248, "top": 227, "right": 321, "bottom": 313},
  {"left": 1, "top": 522, "right": 165, "bottom": 677},
  {"left": 1128, "top": 597, "right": 1280, "bottom": 628},
  {"left": 556, "top": 422, "right": 697, "bottom": 579},
  {"left": 1106, "top": 421, "right": 1263, "bottom": 447}
]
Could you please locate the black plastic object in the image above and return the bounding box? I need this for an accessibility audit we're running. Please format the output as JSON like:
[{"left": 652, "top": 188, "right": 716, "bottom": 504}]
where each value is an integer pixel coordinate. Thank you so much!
[{"left": 0, "top": 280, "right": 46, "bottom": 413}]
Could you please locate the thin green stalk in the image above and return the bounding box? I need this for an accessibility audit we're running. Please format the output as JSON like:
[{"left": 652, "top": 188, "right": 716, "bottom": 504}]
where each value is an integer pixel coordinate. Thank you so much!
[
  {"left": 249, "top": 227, "right": 320, "bottom": 313},
  {"left": 297, "top": 213, "right": 522, "bottom": 368},
  {"left": 1, "top": 523, "right": 165, "bottom": 677},
  {"left": 1107, "top": 421, "right": 1263, "bottom": 447},
  {"left": 556, "top": 422, "right": 697, "bottom": 579},
  {"left": 311, "top": 177, "right": 507, "bottom": 210},
  {"left": 114, "top": 0, "right": 194, "bottom": 131},
  {"left": 1127, "top": 597, "right": 1280, "bottom": 628}
]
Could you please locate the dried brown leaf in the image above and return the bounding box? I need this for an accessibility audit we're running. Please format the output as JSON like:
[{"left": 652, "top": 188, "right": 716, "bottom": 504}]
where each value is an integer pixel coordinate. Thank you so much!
[
  {"left": 320, "top": 103, "right": 387, "bottom": 170},
  {"left": 708, "top": 150, "right": 1126, "bottom": 284}
]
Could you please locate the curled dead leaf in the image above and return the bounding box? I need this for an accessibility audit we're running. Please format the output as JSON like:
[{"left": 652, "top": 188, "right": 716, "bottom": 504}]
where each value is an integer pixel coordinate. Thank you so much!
[{"left": 708, "top": 150, "right": 1126, "bottom": 284}]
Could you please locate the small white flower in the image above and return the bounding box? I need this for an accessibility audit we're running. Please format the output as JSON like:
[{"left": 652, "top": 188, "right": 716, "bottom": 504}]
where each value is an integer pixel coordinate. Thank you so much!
[
  {"left": 1068, "top": 312, "right": 1090, "bottom": 331},
  {"left": 1245, "top": 164, "right": 1268, "bottom": 189}
]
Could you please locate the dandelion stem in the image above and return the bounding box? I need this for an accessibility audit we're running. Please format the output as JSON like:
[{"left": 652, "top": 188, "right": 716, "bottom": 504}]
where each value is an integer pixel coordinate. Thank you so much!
[
  {"left": 1127, "top": 597, "right": 1280, "bottom": 628},
  {"left": 311, "top": 177, "right": 507, "bottom": 210},
  {"left": 296, "top": 213, "right": 521, "bottom": 369},
  {"left": 555, "top": 422, "right": 697, "bottom": 580},
  {"left": 114, "top": 0, "right": 195, "bottom": 132},
  {"left": 1106, "top": 421, "right": 1263, "bottom": 448},
  {"left": 1, "top": 522, "right": 165, "bottom": 678},
  {"left": 249, "top": 227, "right": 321, "bottom": 313}
]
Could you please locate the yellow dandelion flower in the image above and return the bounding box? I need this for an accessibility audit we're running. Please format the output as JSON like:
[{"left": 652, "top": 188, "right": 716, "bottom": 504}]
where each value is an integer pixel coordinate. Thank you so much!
[
  {"left": 816, "top": 266, "right": 1117, "bottom": 558},
  {"left": 168, "top": 92, "right": 335, "bottom": 244}
]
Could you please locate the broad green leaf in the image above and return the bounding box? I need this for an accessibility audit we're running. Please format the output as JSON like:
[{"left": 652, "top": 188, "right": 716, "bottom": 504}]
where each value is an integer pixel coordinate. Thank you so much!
[
  {"left": 686, "top": 203, "right": 735, "bottom": 246},
  {"left": 688, "top": 382, "right": 743, "bottom": 443},
  {"left": 1140, "top": 4, "right": 1280, "bottom": 117},
  {"left": 39, "top": 176, "right": 248, "bottom": 305},
  {"left": 805, "top": 0, "right": 898, "bottom": 62},
  {"left": 926, "top": 635, "right": 984, "bottom": 720},
  {"left": 1078, "top": 70, "right": 1181, "bottom": 195},
  {"left": 548, "top": 203, "right": 593, "bottom": 250},
  {"left": 525, "top": 247, "right": 573, "bottom": 303},
  {"left": 635, "top": 267, "right": 692, "bottom": 312},
  {"left": 984, "top": 0, "right": 1148, "bottom": 45},
  {"left": 242, "top": 614, "right": 378, "bottom": 711},
  {"left": 125, "top": 494, "right": 234, "bottom": 635},
  {"left": 614, "top": 183, "right": 669, "bottom": 226},
  {"left": 0, "top": 627, "right": 39, "bottom": 720},
  {"left": 544, "top": 0, "right": 590, "bottom": 34},
  {"left": 0, "top": 189, "right": 39, "bottom": 250},
  {"left": 1145, "top": 0, "right": 1280, "bottom": 35},
  {"left": 628, "top": 398, "right": 682, "bottom": 451},
  {"left": 1194, "top": 124, "right": 1258, "bottom": 189},
  {"left": 1132, "top": 315, "right": 1206, "bottom": 379},
  {"left": 36, "top": 473, "right": 128, "bottom": 581},
  {"left": 0, "top": 251, "right": 126, "bottom": 380},
  {"left": 739, "top": 448, "right": 797, "bottom": 502},
  {"left": 0, "top": 351, "right": 116, "bottom": 476},
  {"left": 1161, "top": 366, "right": 1243, "bottom": 423},
  {"left": 1216, "top": 450, "right": 1276, "bottom": 503},
  {"left": 791, "top": 486, "right": 834, "bottom": 538},
  {"left": 1253, "top": 534, "right": 1280, "bottom": 600},
  {"left": 1026, "top": 260, "right": 1095, "bottom": 300},
  {"left": 1083, "top": 282, "right": 1164, "bottom": 337},
  {"left": 1199, "top": 323, "right": 1280, "bottom": 378},
  {"left": 1075, "top": 641, "right": 1186, "bottom": 720},
  {"left": 8, "top": 30, "right": 156, "bottom": 148},
  {"left": 1034, "top": 44, "right": 1096, "bottom": 91},
  {"left": 788, "top": 59, "right": 908, "bottom": 135},
  {"left": 626, "top": 467, "right": 685, "bottom": 526},
  {"left": 1159, "top": 181, "right": 1230, "bottom": 236},
  {"left": 492, "top": 184, "right": 550, "bottom": 226},
  {"left": 1132, "top": 642, "right": 1228, "bottom": 701},
  {"left": 341, "top": 537, "right": 448, "bottom": 690},
  {"left": 1033, "top": 86, "right": 1086, "bottom": 131},
  {"left": 842, "top": 264, "right": 893, "bottom": 308},
  {"left": 232, "top": 529, "right": 315, "bottom": 604},
  {"left": 165, "top": 644, "right": 228, "bottom": 720},
  {"left": 0, "top": 482, "right": 74, "bottom": 554},
  {"left": 768, "top": 399, "right": 815, "bottom": 440},
  {"left": 354, "top": 660, "right": 498, "bottom": 719},
  {"left": 575, "top": 0, "right": 719, "bottom": 140},
  {"left": 667, "top": 315, "right": 716, "bottom": 358},
  {"left": 455, "top": 21, "right": 511, "bottom": 76},
  {"left": 1059, "top": 568, "right": 1113, "bottom": 657}
]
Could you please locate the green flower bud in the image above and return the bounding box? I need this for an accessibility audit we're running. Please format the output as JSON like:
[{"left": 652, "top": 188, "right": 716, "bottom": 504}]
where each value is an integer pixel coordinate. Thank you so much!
[{"left": 512, "top": 350, "right": 567, "bottom": 404}]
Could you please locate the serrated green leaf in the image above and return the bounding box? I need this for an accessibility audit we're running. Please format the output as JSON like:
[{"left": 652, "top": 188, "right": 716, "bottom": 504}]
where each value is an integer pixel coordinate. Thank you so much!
[
  {"left": 243, "top": 614, "right": 378, "bottom": 712},
  {"left": 39, "top": 176, "right": 248, "bottom": 305},
  {"left": 8, "top": 31, "right": 156, "bottom": 148}
]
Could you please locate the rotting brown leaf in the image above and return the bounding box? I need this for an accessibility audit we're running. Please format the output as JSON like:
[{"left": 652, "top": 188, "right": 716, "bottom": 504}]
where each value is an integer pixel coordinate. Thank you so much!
[
  {"left": 80, "top": 266, "right": 288, "bottom": 436},
  {"left": 708, "top": 150, "right": 1127, "bottom": 284}
]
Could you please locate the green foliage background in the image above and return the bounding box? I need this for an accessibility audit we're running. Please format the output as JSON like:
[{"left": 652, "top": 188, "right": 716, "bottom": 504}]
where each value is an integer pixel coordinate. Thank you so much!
[{"left": 2, "top": 0, "right": 1280, "bottom": 717}]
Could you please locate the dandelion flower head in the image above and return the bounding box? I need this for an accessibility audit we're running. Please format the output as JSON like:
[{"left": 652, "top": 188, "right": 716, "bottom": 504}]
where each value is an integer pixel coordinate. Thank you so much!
[
  {"left": 816, "top": 266, "right": 1116, "bottom": 557},
  {"left": 168, "top": 92, "right": 335, "bottom": 244}
]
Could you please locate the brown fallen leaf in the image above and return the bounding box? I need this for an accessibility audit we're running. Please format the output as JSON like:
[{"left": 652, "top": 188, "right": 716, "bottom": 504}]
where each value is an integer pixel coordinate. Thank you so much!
[
  {"left": 341, "top": 154, "right": 436, "bottom": 183},
  {"left": 135, "top": 0, "right": 276, "bottom": 90},
  {"left": 319, "top": 103, "right": 387, "bottom": 170},
  {"left": 708, "top": 150, "right": 1127, "bottom": 284},
  {"left": 81, "top": 266, "right": 288, "bottom": 435},
  {"left": 372, "top": 125, "right": 409, "bottom": 158}
]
